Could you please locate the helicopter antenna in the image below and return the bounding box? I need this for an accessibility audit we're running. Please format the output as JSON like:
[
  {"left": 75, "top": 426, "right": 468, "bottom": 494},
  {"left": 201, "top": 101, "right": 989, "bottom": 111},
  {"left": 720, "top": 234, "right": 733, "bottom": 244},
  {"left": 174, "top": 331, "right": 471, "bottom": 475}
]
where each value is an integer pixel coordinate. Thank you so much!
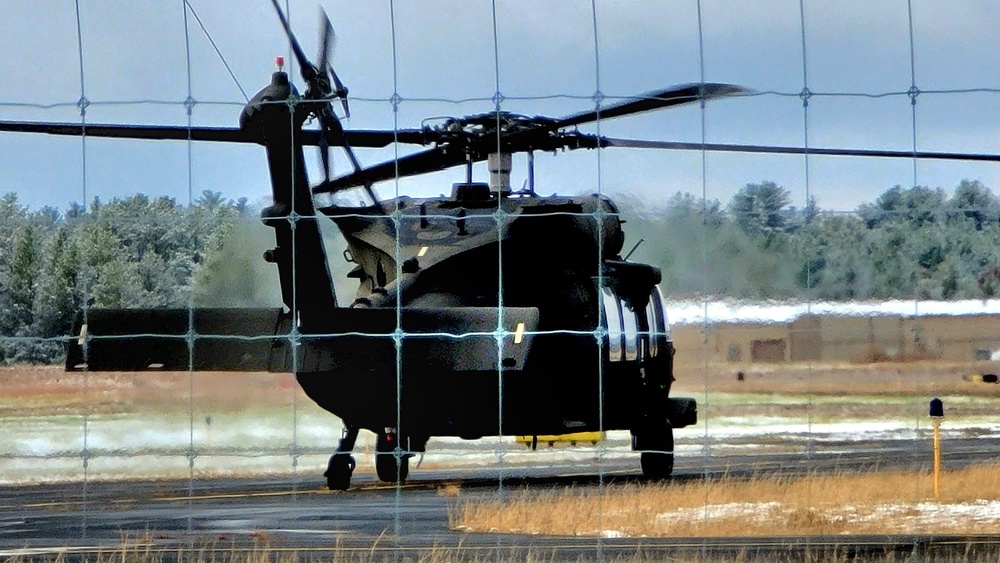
[
  {"left": 624, "top": 238, "right": 645, "bottom": 261},
  {"left": 184, "top": 0, "right": 250, "bottom": 101}
]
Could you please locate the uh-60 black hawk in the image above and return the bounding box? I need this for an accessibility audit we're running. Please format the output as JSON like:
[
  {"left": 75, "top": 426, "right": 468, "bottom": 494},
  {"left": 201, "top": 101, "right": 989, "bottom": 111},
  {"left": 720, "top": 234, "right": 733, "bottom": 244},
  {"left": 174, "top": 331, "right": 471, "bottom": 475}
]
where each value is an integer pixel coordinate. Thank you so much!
[
  {"left": 6, "top": 3, "right": 751, "bottom": 490},
  {"left": 8, "top": 4, "right": 997, "bottom": 492},
  {"left": 8, "top": 3, "right": 994, "bottom": 491}
]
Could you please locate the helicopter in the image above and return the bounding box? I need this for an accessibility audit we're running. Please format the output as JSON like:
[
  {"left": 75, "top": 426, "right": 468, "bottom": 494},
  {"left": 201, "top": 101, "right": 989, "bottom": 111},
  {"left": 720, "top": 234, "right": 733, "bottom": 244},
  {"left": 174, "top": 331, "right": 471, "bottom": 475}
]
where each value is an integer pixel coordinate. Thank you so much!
[{"left": 5, "top": 2, "right": 997, "bottom": 491}]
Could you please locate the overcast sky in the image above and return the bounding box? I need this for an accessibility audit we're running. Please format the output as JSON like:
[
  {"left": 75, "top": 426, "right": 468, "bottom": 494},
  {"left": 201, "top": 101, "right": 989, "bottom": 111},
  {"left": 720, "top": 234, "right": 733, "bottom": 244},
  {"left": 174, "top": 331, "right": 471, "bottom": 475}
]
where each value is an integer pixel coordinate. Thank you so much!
[{"left": 2, "top": 0, "right": 1000, "bottom": 213}]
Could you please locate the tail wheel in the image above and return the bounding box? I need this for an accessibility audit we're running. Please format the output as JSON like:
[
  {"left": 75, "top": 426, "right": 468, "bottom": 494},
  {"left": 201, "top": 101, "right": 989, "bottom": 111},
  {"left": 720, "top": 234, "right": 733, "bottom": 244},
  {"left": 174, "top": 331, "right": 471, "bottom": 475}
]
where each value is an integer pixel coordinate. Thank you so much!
[{"left": 375, "top": 431, "right": 409, "bottom": 483}]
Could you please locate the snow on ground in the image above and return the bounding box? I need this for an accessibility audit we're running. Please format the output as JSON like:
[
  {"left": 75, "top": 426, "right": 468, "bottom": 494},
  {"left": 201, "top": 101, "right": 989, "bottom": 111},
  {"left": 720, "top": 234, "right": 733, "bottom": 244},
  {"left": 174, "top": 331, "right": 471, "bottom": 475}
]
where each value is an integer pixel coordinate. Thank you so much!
[
  {"left": 2, "top": 409, "right": 998, "bottom": 484},
  {"left": 665, "top": 298, "right": 1000, "bottom": 326},
  {"left": 906, "top": 500, "right": 1000, "bottom": 527},
  {"left": 652, "top": 500, "right": 1000, "bottom": 533},
  {"left": 656, "top": 502, "right": 783, "bottom": 524}
]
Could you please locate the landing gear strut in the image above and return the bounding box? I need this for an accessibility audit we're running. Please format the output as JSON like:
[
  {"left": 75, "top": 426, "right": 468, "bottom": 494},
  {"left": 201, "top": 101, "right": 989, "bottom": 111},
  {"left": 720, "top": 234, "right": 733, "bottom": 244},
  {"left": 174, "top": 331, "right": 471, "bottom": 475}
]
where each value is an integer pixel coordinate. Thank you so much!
[
  {"left": 375, "top": 429, "right": 410, "bottom": 484},
  {"left": 324, "top": 426, "right": 358, "bottom": 491}
]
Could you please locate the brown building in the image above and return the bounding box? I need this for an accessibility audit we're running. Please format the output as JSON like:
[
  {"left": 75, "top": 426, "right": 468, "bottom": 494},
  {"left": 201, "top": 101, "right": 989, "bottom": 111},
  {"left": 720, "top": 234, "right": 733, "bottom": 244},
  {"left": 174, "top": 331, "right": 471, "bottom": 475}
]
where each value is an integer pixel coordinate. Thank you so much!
[{"left": 671, "top": 313, "right": 1000, "bottom": 368}]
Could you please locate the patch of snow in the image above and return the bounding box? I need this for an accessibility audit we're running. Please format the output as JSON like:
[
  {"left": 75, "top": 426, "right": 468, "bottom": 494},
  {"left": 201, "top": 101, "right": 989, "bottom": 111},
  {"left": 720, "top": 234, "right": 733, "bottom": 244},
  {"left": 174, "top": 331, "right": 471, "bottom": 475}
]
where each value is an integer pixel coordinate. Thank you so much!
[
  {"left": 665, "top": 298, "right": 1000, "bottom": 326},
  {"left": 2, "top": 407, "right": 999, "bottom": 484},
  {"left": 912, "top": 500, "right": 1000, "bottom": 524},
  {"left": 656, "top": 502, "right": 782, "bottom": 523},
  {"left": 829, "top": 501, "right": 1000, "bottom": 530},
  {"left": 656, "top": 500, "right": 1000, "bottom": 532},
  {"left": 684, "top": 419, "right": 1000, "bottom": 443}
]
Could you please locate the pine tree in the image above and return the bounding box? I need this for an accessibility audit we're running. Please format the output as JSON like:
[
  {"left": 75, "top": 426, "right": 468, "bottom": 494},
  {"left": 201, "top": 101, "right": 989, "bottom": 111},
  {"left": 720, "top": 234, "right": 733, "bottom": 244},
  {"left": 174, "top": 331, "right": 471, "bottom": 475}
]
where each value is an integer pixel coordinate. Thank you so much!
[
  {"left": 29, "top": 228, "right": 80, "bottom": 362},
  {"left": 729, "top": 181, "right": 792, "bottom": 237}
]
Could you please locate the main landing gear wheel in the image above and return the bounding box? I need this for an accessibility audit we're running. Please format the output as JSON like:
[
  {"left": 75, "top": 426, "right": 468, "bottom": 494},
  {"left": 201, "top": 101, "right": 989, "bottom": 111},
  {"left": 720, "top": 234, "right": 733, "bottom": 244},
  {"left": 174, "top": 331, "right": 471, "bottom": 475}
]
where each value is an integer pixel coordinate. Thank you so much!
[
  {"left": 324, "top": 453, "right": 356, "bottom": 491},
  {"left": 325, "top": 425, "right": 359, "bottom": 491},
  {"left": 638, "top": 424, "right": 674, "bottom": 480},
  {"left": 375, "top": 431, "right": 409, "bottom": 484}
]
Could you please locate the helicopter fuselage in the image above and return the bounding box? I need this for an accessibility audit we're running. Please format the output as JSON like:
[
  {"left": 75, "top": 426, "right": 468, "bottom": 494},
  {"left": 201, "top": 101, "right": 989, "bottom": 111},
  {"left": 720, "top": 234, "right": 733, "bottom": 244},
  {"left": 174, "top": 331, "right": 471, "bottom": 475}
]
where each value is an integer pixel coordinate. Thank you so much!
[{"left": 287, "top": 187, "right": 692, "bottom": 446}]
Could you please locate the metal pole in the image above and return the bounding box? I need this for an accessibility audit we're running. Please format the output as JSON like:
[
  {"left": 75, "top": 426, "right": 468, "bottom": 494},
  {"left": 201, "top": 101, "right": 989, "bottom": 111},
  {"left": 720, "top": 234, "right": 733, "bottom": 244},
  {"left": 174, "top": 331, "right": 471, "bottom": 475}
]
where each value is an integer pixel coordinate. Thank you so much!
[
  {"left": 932, "top": 418, "right": 941, "bottom": 499},
  {"left": 929, "top": 398, "right": 944, "bottom": 500}
]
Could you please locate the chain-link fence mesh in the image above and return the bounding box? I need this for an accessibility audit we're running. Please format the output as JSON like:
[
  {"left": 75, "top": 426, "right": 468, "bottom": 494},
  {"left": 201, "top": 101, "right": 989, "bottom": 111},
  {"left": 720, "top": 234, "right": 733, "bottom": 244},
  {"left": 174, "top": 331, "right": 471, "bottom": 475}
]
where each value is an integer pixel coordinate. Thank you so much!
[{"left": 2, "top": 0, "right": 1000, "bottom": 559}]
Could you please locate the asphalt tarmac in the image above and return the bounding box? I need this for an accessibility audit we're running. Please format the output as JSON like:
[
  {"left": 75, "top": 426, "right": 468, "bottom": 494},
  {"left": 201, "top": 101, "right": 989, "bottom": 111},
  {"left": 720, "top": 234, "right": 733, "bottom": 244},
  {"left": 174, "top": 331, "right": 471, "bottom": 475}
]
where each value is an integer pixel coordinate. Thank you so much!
[{"left": 2, "top": 438, "right": 999, "bottom": 560}]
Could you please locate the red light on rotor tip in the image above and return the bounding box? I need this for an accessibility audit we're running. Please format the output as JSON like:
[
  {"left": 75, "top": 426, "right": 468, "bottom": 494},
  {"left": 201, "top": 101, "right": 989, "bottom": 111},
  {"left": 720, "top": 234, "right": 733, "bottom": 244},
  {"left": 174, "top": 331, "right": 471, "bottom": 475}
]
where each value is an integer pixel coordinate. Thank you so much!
[{"left": 275, "top": 56, "right": 285, "bottom": 71}]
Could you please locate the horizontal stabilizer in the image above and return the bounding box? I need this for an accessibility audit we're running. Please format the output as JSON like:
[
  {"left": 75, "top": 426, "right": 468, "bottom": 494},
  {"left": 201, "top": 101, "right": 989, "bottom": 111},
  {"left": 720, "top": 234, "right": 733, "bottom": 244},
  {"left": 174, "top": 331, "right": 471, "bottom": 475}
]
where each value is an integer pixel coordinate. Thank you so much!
[
  {"left": 66, "top": 306, "right": 540, "bottom": 374},
  {"left": 66, "top": 308, "right": 289, "bottom": 372}
]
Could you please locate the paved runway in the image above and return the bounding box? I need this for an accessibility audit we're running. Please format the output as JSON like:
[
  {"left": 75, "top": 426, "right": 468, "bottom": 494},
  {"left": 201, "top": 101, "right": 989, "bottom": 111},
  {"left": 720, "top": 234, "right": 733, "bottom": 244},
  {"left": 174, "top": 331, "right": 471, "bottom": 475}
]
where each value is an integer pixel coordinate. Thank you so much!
[{"left": 2, "top": 438, "right": 999, "bottom": 560}]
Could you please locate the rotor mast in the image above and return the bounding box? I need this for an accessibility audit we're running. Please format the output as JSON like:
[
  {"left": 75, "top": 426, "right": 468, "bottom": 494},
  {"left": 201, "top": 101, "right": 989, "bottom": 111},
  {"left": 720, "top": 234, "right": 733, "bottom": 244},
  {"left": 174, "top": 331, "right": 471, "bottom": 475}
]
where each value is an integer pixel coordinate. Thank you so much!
[{"left": 488, "top": 152, "right": 512, "bottom": 194}]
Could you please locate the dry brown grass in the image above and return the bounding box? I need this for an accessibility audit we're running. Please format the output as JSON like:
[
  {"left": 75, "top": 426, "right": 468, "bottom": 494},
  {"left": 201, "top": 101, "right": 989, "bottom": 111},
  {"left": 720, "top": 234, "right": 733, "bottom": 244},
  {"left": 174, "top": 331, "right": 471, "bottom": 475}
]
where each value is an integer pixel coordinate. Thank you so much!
[
  {"left": 673, "top": 360, "right": 1000, "bottom": 397},
  {"left": 436, "top": 482, "right": 463, "bottom": 497},
  {"left": 451, "top": 463, "right": 1000, "bottom": 538},
  {"left": 5, "top": 360, "right": 997, "bottom": 417},
  {"left": 5, "top": 361, "right": 999, "bottom": 429},
  {"left": 3, "top": 522, "right": 1000, "bottom": 562},
  {"left": 9, "top": 542, "right": 998, "bottom": 563},
  {"left": 0, "top": 366, "right": 300, "bottom": 416}
]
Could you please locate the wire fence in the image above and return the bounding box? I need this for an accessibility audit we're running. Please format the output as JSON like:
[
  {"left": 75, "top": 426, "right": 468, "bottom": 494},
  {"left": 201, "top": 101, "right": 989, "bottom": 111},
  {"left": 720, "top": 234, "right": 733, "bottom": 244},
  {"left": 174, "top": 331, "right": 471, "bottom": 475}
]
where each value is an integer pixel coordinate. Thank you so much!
[{"left": 2, "top": 0, "right": 1000, "bottom": 559}]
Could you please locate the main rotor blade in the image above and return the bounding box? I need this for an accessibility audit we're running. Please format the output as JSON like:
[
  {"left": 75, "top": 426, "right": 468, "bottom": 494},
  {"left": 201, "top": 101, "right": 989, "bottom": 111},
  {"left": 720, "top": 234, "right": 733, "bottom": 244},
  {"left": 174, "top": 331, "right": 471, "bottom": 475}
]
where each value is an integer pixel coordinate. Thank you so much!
[
  {"left": 318, "top": 8, "right": 350, "bottom": 117},
  {"left": 318, "top": 114, "right": 333, "bottom": 181},
  {"left": 0, "top": 121, "right": 257, "bottom": 143},
  {"left": 555, "top": 83, "right": 745, "bottom": 130},
  {"left": 313, "top": 147, "right": 466, "bottom": 194},
  {"left": 317, "top": 108, "right": 384, "bottom": 208},
  {"left": 314, "top": 10, "right": 341, "bottom": 183},
  {"left": 329, "top": 128, "right": 428, "bottom": 147},
  {"left": 329, "top": 64, "right": 351, "bottom": 118},
  {"left": 317, "top": 7, "right": 334, "bottom": 76},
  {"left": 600, "top": 136, "right": 1000, "bottom": 162},
  {"left": 0, "top": 120, "right": 429, "bottom": 148}
]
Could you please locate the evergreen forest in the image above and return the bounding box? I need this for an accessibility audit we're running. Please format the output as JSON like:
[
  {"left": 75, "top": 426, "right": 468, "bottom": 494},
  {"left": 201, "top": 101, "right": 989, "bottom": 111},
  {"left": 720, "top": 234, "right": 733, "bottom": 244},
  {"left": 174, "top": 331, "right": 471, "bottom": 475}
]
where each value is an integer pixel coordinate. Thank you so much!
[{"left": 2, "top": 179, "right": 1000, "bottom": 364}]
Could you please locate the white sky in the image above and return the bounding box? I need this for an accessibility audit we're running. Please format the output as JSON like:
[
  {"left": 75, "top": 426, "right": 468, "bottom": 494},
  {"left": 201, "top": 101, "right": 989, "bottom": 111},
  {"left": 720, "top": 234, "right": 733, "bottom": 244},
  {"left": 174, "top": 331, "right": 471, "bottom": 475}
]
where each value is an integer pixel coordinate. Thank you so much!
[{"left": 2, "top": 0, "right": 1000, "bottom": 212}]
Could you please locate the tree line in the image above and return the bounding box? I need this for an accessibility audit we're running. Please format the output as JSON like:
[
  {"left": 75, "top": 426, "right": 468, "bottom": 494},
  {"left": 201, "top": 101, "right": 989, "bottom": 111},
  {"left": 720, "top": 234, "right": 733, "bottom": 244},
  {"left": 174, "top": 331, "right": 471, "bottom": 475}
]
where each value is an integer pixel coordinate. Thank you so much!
[
  {"left": 3, "top": 179, "right": 1000, "bottom": 364},
  {"left": 0, "top": 191, "right": 252, "bottom": 364},
  {"left": 621, "top": 179, "right": 1000, "bottom": 302}
]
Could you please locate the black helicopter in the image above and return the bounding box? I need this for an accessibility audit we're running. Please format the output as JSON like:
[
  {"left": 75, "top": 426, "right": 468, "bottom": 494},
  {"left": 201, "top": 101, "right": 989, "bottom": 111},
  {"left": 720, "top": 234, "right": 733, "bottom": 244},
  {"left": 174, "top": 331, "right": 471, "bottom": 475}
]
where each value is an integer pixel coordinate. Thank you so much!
[{"left": 5, "top": 3, "right": 996, "bottom": 490}]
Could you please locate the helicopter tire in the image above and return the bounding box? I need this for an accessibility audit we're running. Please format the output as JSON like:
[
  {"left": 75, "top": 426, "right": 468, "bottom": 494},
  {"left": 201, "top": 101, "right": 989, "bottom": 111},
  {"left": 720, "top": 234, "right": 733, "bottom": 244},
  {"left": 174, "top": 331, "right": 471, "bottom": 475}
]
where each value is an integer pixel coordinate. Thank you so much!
[
  {"left": 375, "top": 432, "right": 410, "bottom": 484},
  {"left": 324, "top": 453, "right": 356, "bottom": 491},
  {"left": 639, "top": 426, "right": 674, "bottom": 480}
]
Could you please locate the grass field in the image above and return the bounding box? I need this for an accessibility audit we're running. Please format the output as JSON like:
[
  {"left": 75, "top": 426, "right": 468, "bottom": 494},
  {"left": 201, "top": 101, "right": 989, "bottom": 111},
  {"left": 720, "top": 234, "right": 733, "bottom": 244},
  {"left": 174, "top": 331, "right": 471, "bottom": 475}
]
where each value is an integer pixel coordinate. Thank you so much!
[
  {"left": 5, "top": 360, "right": 998, "bottom": 417},
  {"left": 1, "top": 361, "right": 998, "bottom": 484},
  {"left": 8, "top": 541, "right": 999, "bottom": 563},
  {"left": 451, "top": 464, "right": 1000, "bottom": 537},
  {"left": 0, "top": 366, "right": 305, "bottom": 417},
  {"left": 2, "top": 362, "right": 1000, "bottom": 548}
]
